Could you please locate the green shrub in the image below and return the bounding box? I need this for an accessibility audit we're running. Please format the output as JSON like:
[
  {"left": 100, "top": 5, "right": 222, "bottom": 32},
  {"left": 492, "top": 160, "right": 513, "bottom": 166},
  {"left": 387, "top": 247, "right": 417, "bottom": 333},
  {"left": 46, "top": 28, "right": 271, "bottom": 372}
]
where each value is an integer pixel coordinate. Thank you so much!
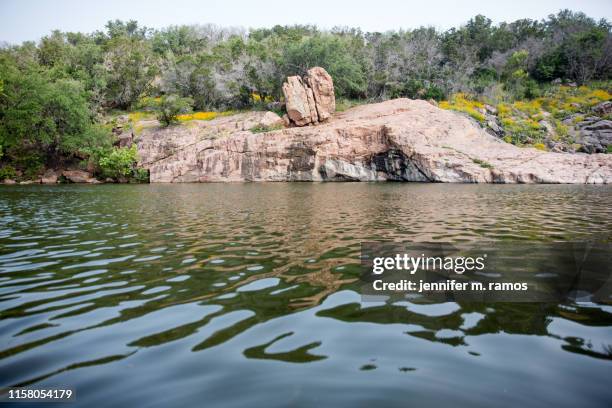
[
  {"left": 135, "top": 96, "right": 161, "bottom": 110},
  {"left": 156, "top": 95, "right": 194, "bottom": 126},
  {"left": 132, "top": 168, "right": 150, "bottom": 183},
  {"left": 553, "top": 120, "right": 569, "bottom": 139},
  {"left": 12, "top": 151, "right": 44, "bottom": 179},
  {"left": 98, "top": 145, "right": 138, "bottom": 179},
  {"left": 400, "top": 79, "right": 445, "bottom": 101},
  {"left": 0, "top": 165, "right": 17, "bottom": 180},
  {"left": 96, "top": 146, "right": 149, "bottom": 182}
]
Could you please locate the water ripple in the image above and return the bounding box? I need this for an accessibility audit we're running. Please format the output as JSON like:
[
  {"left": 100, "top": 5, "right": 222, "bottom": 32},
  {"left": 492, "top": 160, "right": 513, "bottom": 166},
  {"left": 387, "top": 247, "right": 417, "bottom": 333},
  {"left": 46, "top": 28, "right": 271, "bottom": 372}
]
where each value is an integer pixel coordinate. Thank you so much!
[{"left": 0, "top": 183, "right": 611, "bottom": 406}]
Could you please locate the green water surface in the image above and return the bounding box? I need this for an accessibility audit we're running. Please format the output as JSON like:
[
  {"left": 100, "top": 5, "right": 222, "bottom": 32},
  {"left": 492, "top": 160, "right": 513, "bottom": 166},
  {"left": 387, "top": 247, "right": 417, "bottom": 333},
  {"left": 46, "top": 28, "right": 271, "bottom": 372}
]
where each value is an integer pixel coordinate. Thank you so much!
[{"left": 1, "top": 183, "right": 611, "bottom": 407}]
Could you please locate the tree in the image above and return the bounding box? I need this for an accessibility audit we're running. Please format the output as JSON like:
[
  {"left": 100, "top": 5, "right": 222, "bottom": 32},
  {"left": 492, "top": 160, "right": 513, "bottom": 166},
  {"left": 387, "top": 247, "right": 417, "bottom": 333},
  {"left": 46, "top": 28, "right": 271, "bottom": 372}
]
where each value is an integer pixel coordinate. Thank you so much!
[
  {"left": 502, "top": 50, "right": 539, "bottom": 98},
  {"left": 533, "top": 10, "right": 612, "bottom": 83},
  {"left": 156, "top": 95, "right": 194, "bottom": 126},
  {"left": 38, "top": 30, "right": 69, "bottom": 67},
  {"left": 103, "top": 36, "right": 158, "bottom": 109},
  {"left": 562, "top": 27, "right": 610, "bottom": 83},
  {"left": 283, "top": 34, "right": 367, "bottom": 98},
  {"left": 105, "top": 20, "right": 149, "bottom": 40},
  {"left": 0, "top": 56, "right": 103, "bottom": 167}
]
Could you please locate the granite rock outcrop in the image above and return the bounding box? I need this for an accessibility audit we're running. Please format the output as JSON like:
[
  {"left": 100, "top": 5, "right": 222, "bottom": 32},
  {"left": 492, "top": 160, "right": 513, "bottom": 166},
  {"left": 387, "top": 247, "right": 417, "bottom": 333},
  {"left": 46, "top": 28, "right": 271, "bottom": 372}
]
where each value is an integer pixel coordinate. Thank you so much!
[{"left": 137, "top": 98, "right": 612, "bottom": 184}]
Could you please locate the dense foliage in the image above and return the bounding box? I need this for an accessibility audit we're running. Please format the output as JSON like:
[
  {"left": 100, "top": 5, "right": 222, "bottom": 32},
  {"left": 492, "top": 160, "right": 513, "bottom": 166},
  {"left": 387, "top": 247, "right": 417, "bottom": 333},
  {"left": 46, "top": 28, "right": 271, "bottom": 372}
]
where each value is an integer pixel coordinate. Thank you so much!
[
  {"left": 0, "top": 11, "right": 610, "bottom": 180},
  {"left": 98, "top": 145, "right": 148, "bottom": 181}
]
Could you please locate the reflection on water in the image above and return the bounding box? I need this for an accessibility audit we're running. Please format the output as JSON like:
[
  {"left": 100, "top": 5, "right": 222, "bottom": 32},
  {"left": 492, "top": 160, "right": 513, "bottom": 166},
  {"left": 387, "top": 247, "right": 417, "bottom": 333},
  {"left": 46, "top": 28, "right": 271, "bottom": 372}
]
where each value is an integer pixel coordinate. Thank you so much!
[{"left": 0, "top": 183, "right": 611, "bottom": 407}]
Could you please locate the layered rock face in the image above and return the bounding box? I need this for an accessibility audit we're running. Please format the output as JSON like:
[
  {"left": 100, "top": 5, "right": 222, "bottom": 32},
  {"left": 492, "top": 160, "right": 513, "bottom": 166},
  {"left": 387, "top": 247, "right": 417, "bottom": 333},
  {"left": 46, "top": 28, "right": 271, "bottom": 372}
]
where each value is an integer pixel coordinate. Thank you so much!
[
  {"left": 137, "top": 98, "right": 612, "bottom": 183},
  {"left": 571, "top": 117, "right": 612, "bottom": 154},
  {"left": 282, "top": 67, "right": 335, "bottom": 126}
]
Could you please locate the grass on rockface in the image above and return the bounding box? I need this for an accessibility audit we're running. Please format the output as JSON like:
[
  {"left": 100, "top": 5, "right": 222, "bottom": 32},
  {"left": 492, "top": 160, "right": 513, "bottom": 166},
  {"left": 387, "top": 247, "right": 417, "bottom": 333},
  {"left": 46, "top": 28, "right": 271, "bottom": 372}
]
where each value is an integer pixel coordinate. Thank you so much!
[
  {"left": 336, "top": 98, "right": 369, "bottom": 112},
  {"left": 472, "top": 158, "right": 494, "bottom": 169},
  {"left": 533, "top": 143, "right": 547, "bottom": 151},
  {"left": 127, "top": 111, "right": 156, "bottom": 136},
  {"left": 250, "top": 124, "right": 284, "bottom": 134},
  {"left": 127, "top": 111, "right": 156, "bottom": 123},
  {"left": 120, "top": 85, "right": 610, "bottom": 148},
  {"left": 121, "top": 110, "right": 238, "bottom": 136},
  {"left": 123, "top": 98, "right": 368, "bottom": 135},
  {"left": 496, "top": 86, "right": 610, "bottom": 146},
  {"left": 132, "top": 96, "right": 236, "bottom": 123},
  {"left": 439, "top": 93, "right": 486, "bottom": 123},
  {"left": 176, "top": 111, "right": 236, "bottom": 121},
  {"left": 123, "top": 107, "right": 285, "bottom": 137},
  {"left": 440, "top": 84, "right": 611, "bottom": 148}
]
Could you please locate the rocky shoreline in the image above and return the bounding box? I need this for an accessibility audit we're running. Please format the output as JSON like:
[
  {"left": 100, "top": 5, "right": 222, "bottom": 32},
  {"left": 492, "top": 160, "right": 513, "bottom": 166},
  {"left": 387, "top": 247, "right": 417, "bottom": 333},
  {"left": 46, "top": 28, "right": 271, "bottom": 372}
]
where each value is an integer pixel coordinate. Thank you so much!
[
  {"left": 4, "top": 98, "right": 611, "bottom": 185},
  {"left": 136, "top": 98, "right": 612, "bottom": 184},
  {"left": 1, "top": 169, "right": 104, "bottom": 185}
]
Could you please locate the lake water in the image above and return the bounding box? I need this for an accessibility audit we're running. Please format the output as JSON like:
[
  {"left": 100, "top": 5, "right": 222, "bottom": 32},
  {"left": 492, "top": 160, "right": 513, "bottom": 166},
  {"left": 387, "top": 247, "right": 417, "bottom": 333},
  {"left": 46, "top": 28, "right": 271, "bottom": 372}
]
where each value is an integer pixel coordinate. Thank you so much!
[{"left": 1, "top": 183, "right": 611, "bottom": 407}]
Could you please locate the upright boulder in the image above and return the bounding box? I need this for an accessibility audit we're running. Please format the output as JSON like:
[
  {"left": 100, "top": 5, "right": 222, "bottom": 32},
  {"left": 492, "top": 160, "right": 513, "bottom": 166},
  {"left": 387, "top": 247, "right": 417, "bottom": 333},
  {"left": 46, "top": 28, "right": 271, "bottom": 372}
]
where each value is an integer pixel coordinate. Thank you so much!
[
  {"left": 305, "top": 67, "right": 335, "bottom": 121},
  {"left": 282, "top": 67, "right": 335, "bottom": 126},
  {"left": 282, "top": 76, "right": 316, "bottom": 126}
]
